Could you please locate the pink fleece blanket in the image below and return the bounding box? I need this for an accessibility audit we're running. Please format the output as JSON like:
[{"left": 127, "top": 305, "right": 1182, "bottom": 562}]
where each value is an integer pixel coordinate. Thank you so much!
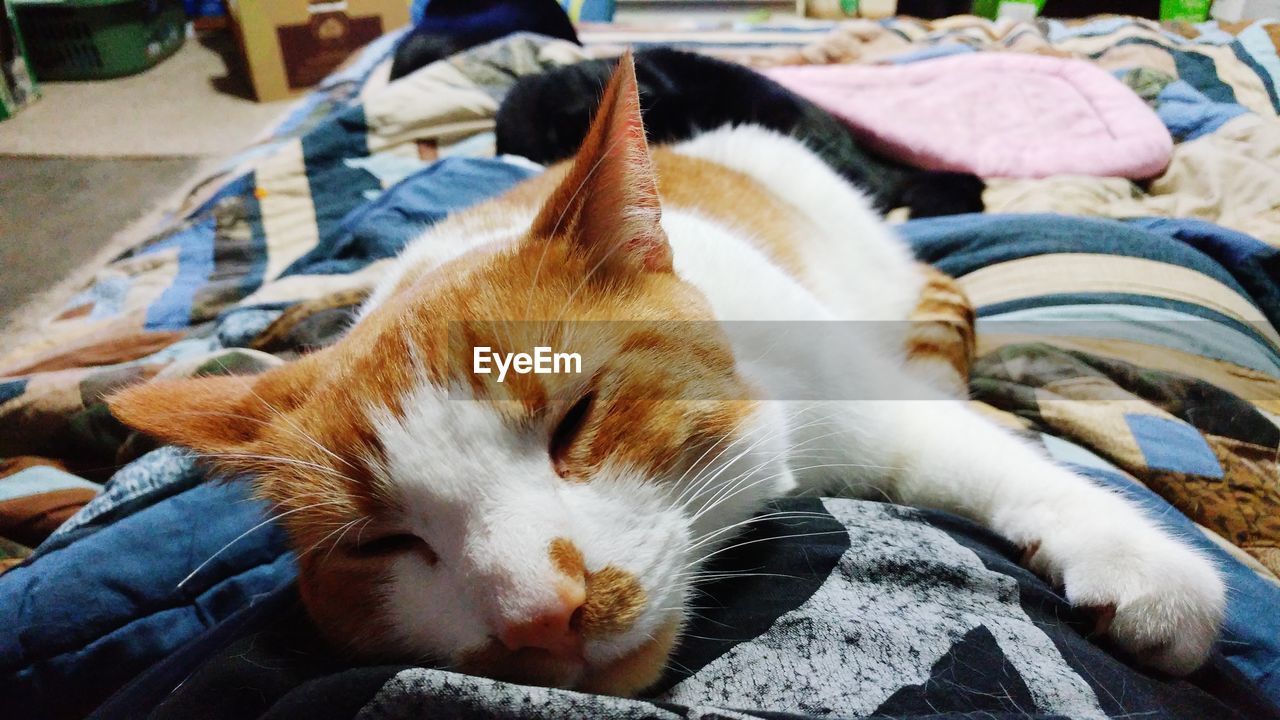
[{"left": 765, "top": 53, "right": 1173, "bottom": 179}]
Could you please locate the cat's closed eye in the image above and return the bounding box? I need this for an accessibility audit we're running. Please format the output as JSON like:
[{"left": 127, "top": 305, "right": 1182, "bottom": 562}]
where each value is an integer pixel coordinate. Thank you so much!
[
  {"left": 352, "top": 533, "right": 437, "bottom": 564},
  {"left": 550, "top": 392, "right": 595, "bottom": 477}
]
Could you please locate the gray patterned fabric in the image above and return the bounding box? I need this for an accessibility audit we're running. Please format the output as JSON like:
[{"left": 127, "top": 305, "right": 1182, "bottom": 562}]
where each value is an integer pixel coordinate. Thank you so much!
[
  {"left": 341, "top": 499, "right": 1265, "bottom": 720},
  {"left": 660, "top": 501, "right": 1103, "bottom": 718}
]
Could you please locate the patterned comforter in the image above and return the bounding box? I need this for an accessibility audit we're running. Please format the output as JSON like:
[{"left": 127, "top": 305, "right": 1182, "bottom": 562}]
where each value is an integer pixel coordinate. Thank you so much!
[{"left": 2, "top": 14, "right": 1280, "bottom": 720}]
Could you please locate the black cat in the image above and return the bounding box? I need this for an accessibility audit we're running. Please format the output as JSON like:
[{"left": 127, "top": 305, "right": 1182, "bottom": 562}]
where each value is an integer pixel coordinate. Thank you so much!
[{"left": 495, "top": 48, "right": 984, "bottom": 218}]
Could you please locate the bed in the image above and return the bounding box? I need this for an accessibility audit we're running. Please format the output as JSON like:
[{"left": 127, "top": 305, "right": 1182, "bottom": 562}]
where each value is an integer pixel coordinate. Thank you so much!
[{"left": 2, "top": 14, "right": 1279, "bottom": 720}]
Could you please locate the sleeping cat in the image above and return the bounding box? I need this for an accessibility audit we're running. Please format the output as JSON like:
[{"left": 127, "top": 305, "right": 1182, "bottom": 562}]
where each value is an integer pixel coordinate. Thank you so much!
[
  {"left": 109, "top": 53, "right": 1225, "bottom": 696},
  {"left": 495, "top": 47, "right": 986, "bottom": 218}
]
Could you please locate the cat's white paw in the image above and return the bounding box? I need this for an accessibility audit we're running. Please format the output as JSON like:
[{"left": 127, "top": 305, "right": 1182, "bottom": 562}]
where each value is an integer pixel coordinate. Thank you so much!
[{"left": 1023, "top": 518, "right": 1225, "bottom": 675}]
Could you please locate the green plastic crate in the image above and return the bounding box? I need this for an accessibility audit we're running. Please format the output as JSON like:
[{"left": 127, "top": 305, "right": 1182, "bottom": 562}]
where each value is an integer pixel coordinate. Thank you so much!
[
  {"left": 13, "top": 0, "right": 184, "bottom": 80},
  {"left": 2, "top": 0, "right": 41, "bottom": 119}
]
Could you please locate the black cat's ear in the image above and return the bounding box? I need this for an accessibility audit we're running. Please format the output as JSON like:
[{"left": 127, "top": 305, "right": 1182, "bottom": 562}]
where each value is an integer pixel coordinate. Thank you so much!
[{"left": 530, "top": 51, "right": 672, "bottom": 277}]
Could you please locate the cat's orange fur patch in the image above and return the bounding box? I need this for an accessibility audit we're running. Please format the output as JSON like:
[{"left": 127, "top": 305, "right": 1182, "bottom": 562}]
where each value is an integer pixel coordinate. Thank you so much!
[
  {"left": 651, "top": 148, "right": 809, "bottom": 278},
  {"left": 906, "top": 265, "right": 975, "bottom": 394},
  {"left": 549, "top": 537, "right": 586, "bottom": 580},
  {"left": 581, "top": 565, "right": 647, "bottom": 638}
]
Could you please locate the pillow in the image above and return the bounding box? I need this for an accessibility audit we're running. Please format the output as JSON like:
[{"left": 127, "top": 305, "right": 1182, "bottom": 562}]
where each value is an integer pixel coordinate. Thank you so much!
[{"left": 765, "top": 53, "right": 1174, "bottom": 179}]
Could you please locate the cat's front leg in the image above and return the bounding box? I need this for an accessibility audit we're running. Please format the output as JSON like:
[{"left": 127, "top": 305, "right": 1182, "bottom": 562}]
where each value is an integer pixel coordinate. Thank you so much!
[{"left": 822, "top": 398, "right": 1227, "bottom": 675}]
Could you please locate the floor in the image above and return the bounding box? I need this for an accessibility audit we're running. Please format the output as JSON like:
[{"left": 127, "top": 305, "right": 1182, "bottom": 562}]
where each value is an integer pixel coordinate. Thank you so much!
[
  {"left": 0, "top": 30, "right": 290, "bottom": 332},
  {"left": 0, "top": 157, "right": 198, "bottom": 321},
  {"left": 0, "top": 32, "right": 293, "bottom": 157}
]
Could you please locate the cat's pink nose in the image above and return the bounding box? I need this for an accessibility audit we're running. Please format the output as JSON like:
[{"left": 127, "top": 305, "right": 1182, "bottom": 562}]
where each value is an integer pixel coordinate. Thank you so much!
[{"left": 498, "top": 583, "right": 586, "bottom": 658}]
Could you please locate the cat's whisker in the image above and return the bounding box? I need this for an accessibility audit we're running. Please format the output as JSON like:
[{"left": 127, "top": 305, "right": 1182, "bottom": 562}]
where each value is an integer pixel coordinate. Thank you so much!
[
  {"left": 669, "top": 407, "right": 773, "bottom": 508},
  {"left": 677, "top": 631, "right": 744, "bottom": 643},
  {"left": 689, "top": 467, "right": 815, "bottom": 528},
  {"left": 789, "top": 460, "right": 903, "bottom": 474},
  {"left": 302, "top": 509, "right": 373, "bottom": 561},
  {"left": 675, "top": 405, "right": 837, "bottom": 512},
  {"left": 681, "top": 530, "right": 849, "bottom": 573},
  {"left": 667, "top": 403, "right": 781, "bottom": 507},
  {"left": 163, "top": 409, "right": 359, "bottom": 478},
  {"left": 691, "top": 457, "right": 903, "bottom": 530},
  {"left": 675, "top": 604, "right": 729, "bottom": 614},
  {"left": 682, "top": 405, "right": 845, "bottom": 503},
  {"left": 686, "top": 411, "right": 876, "bottom": 514},
  {"left": 318, "top": 515, "right": 373, "bottom": 566},
  {"left": 686, "top": 508, "right": 833, "bottom": 545},
  {"left": 683, "top": 415, "right": 851, "bottom": 521},
  {"left": 176, "top": 500, "right": 346, "bottom": 590},
  {"left": 296, "top": 516, "right": 362, "bottom": 561},
  {"left": 670, "top": 607, "right": 736, "bottom": 632},
  {"left": 224, "top": 371, "right": 362, "bottom": 474},
  {"left": 671, "top": 403, "right": 820, "bottom": 507},
  {"left": 163, "top": 399, "right": 361, "bottom": 481},
  {"left": 670, "top": 427, "right": 849, "bottom": 563},
  {"left": 678, "top": 570, "right": 808, "bottom": 584},
  {"left": 662, "top": 652, "right": 697, "bottom": 675},
  {"left": 193, "top": 451, "right": 354, "bottom": 482},
  {"left": 682, "top": 510, "right": 833, "bottom": 557},
  {"left": 684, "top": 449, "right": 786, "bottom": 520},
  {"left": 352, "top": 514, "right": 377, "bottom": 548}
]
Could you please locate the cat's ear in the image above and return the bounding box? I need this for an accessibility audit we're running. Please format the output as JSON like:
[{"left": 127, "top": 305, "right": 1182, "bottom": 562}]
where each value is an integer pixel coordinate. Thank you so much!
[
  {"left": 108, "top": 372, "right": 283, "bottom": 456},
  {"left": 530, "top": 50, "right": 672, "bottom": 276}
]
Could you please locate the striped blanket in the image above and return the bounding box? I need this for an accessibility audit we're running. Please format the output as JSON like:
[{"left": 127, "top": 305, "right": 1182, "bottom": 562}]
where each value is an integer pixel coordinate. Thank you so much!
[{"left": 3, "top": 13, "right": 1280, "bottom": 718}]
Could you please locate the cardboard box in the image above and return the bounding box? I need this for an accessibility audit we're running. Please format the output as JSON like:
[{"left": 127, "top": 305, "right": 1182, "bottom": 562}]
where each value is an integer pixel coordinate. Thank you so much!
[{"left": 228, "top": 0, "right": 409, "bottom": 102}]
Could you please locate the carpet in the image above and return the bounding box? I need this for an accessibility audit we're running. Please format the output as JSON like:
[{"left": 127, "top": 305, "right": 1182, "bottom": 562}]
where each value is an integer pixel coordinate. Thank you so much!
[{"left": 0, "top": 157, "right": 201, "bottom": 324}]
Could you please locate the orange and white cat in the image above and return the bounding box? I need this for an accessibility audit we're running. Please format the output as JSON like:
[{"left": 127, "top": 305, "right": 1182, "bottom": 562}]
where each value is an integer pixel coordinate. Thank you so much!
[{"left": 110, "top": 54, "right": 1224, "bottom": 696}]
